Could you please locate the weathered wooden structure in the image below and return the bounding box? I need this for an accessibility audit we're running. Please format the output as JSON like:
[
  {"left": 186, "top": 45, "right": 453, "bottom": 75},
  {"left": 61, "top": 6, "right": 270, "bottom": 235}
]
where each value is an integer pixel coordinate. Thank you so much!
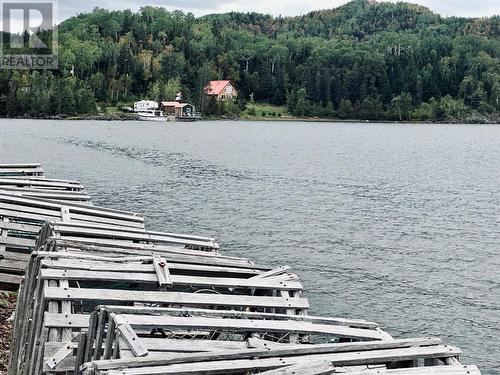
[
  {"left": 4, "top": 163, "right": 481, "bottom": 374},
  {"left": 0, "top": 186, "right": 92, "bottom": 202},
  {"left": 0, "top": 192, "right": 144, "bottom": 290},
  {"left": 0, "top": 176, "right": 85, "bottom": 191}
]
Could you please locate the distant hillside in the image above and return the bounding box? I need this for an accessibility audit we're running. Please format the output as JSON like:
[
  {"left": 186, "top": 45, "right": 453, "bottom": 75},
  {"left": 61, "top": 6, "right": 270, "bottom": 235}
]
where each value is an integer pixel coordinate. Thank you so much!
[
  {"left": 1, "top": 0, "right": 499, "bottom": 122},
  {"left": 201, "top": 1, "right": 499, "bottom": 40},
  {"left": 201, "top": 1, "right": 442, "bottom": 38}
]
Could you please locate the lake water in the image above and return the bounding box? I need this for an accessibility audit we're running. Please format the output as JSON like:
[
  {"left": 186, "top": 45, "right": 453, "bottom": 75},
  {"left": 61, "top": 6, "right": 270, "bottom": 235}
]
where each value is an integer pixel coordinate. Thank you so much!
[{"left": 0, "top": 119, "right": 499, "bottom": 373}]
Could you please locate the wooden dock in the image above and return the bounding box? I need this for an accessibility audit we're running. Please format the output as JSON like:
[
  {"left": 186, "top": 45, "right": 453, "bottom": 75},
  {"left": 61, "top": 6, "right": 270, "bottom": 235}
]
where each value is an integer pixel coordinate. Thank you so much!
[{"left": 1, "top": 163, "right": 481, "bottom": 374}]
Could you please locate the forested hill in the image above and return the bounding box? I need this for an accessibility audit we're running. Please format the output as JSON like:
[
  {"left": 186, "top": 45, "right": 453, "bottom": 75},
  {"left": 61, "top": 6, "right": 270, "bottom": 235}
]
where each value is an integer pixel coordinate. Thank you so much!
[{"left": 1, "top": 0, "right": 499, "bottom": 121}]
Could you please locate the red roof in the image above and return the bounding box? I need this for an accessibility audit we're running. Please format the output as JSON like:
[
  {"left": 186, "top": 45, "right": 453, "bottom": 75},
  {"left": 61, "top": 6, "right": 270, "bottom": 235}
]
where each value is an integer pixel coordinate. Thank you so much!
[
  {"left": 205, "top": 80, "right": 234, "bottom": 95},
  {"left": 161, "top": 101, "right": 189, "bottom": 108}
]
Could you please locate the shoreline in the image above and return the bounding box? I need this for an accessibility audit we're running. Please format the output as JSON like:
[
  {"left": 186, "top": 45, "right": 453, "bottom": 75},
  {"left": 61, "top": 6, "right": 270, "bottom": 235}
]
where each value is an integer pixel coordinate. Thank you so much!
[{"left": 0, "top": 114, "right": 498, "bottom": 125}]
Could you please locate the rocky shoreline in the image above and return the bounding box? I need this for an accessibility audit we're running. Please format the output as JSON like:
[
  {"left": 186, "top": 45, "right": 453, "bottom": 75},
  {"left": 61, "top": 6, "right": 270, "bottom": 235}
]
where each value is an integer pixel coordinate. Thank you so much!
[
  {"left": 0, "top": 292, "right": 15, "bottom": 374},
  {"left": 0, "top": 113, "right": 498, "bottom": 124}
]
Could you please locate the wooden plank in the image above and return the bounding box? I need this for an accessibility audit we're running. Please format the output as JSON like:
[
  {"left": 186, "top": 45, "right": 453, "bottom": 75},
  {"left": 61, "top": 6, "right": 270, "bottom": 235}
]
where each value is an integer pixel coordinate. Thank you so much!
[
  {"left": 52, "top": 221, "right": 217, "bottom": 243},
  {"left": 56, "top": 231, "right": 216, "bottom": 250},
  {"left": 43, "top": 287, "right": 310, "bottom": 310},
  {"left": 1, "top": 250, "right": 31, "bottom": 261},
  {"left": 0, "top": 166, "right": 44, "bottom": 176},
  {"left": 0, "top": 168, "right": 43, "bottom": 173},
  {"left": 0, "top": 186, "right": 88, "bottom": 196},
  {"left": 44, "top": 306, "right": 379, "bottom": 331},
  {"left": 0, "top": 236, "right": 36, "bottom": 248},
  {"left": 49, "top": 237, "right": 226, "bottom": 260},
  {"left": 75, "top": 333, "right": 87, "bottom": 374},
  {"left": 40, "top": 258, "right": 262, "bottom": 277},
  {"left": 39, "top": 269, "right": 304, "bottom": 291},
  {"left": 96, "top": 306, "right": 380, "bottom": 328},
  {"left": 0, "top": 258, "right": 29, "bottom": 272},
  {"left": 116, "top": 323, "right": 149, "bottom": 357},
  {"left": 125, "top": 338, "right": 251, "bottom": 352},
  {"left": 0, "top": 178, "right": 84, "bottom": 190},
  {"left": 107, "top": 314, "right": 386, "bottom": 341},
  {"left": 88, "top": 344, "right": 462, "bottom": 372},
  {"left": 85, "top": 312, "right": 99, "bottom": 362},
  {"left": 44, "top": 239, "right": 263, "bottom": 269},
  {"left": 341, "top": 366, "right": 481, "bottom": 375},
  {"left": 0, "top": 187, "right": 91, "bottom": 201},
  {"left": 0, "top": 163, "right": 42, "bottom": 168},
  {"left": 50, "top": 223, "right": 217, "bottom": 249},
  {"left": 153, "top": 255, "right": 172, "bottom": 287},
  {"left": 257, "top": 360, "right": 335, "bottom": 375},
  {"left": 0, "top": 208, "right": 60, "bottom": 222},
  {"left": 0, "top": 217, "right": 6, "bottom": 257},
  {"left": 0, "top": 220, "right": 42, "bottom": 233},
  {"left": 0, "top": 193, "right": 144, "bottom": 225},
  {"left": 44, "top": 340, "right": 73, "bottom": 370},
  {"left": 5, "top": 176, "right": 77, "bottom": 183},
  {"left": 0, "top": 272, "right": 23, "bottom": 284},
  {"left": 251, "top": 266, "right": 291, "bottom": 280}
]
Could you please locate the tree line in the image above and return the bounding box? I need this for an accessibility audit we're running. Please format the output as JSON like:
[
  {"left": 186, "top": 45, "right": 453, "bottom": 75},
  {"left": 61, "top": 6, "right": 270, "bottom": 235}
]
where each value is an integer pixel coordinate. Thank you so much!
[{"left": 0, "top": 0, "right": 499, "bottom": 121}]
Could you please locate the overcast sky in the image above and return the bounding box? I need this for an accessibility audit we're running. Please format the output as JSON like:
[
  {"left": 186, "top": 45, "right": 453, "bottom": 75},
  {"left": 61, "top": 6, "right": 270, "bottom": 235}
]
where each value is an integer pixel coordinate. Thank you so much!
[
  {"left": 56, "top": 0, "right": 498, "bottom": 19},
  {"left": 1, "top": 0, "right": 498, "bottom": 33}
]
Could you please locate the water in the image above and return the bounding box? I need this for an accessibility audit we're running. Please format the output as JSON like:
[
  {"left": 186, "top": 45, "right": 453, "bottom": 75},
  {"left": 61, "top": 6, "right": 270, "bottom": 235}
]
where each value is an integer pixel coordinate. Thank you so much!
[{"left": 1, "top": 119, "right": 499, "bottom": 372}]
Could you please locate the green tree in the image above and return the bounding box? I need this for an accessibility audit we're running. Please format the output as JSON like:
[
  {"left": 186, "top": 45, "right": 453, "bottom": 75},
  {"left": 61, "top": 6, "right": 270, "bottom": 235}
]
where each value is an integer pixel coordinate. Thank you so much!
[
  {"left": 294, "top": 88, "right": 310, "bottom": 116},
  {"left": 338, "top": 99, "right": 354, "bottom": 119},
  {"left": 391, "top": 92, "right": 413, "bottom": 120},
  {"left": 162, "top": 78, "right": 181, "bottom": 101},
  {"left": 436, "top": 96, "right": 469, "bottom": 121}
]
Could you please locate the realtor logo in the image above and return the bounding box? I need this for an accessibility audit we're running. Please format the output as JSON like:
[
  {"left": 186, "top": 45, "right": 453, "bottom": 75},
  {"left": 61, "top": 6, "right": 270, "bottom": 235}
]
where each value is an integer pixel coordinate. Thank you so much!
[{"left": 1, "top": 0, "right": 58, "bottom": 69}]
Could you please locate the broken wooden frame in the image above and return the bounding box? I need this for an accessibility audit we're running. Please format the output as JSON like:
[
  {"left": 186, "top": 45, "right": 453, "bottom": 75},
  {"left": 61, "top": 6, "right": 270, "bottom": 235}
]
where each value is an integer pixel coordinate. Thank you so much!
[
  {"left": 9, "top": 245, "right": 311, "bottom": 374},
  {"left": 0, "top": 177, "right": 85, "bottom": 192},
  {"left": 0, "top": 192, "right": 145, "bottom": 290},
  {"left": 259, "top": 364, "right": 480, "bottom": 375},
  {"left": 36, "top": 221, "right": 220, "bottom": 252},
  {"left": 0, "top": 186, "right": 92, "bottom": 202},
  {"left": 80, "top": 330, "right": 468, "bottom": 375},
  {"left": 74, "top": 304, "right": 389, "bottom": 371}
]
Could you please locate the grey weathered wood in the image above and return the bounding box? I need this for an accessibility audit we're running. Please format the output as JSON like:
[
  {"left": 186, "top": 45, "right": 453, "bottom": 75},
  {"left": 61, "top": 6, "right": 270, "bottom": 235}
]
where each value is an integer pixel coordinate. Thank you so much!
[
  {"left": 342, "top": 366, "right": 481, "bottom": 375},
  {"left": 0, "top": 164, "right": 44, "bottom": 177},
  {"left": 0, "top": 187, "right": 91, "bottom": 202},
  {"left": 41, "top": 221, "right": 218, "bottom": 250},
  {"left": 44, "top": 340, "right": 73, "bottom": 370},
  {"left": 86, "top": 344, "right": 462, "bottom": 372},
  {"left": 43, "top": 287, "right": 310, "bottom": 310},
  {"left": 251, "top": 266, "right": 291, "bottom": 280},
  {"left": 44, "top": 304, "right": 379, "bottom": 329},
  {"left": 116, "top": 323, "right": 149, "bottom": 357},
  {"left": 153, "top": 255, "right": 172, "bottom": 287},
  {"left": 40, "top": 257, "right": 262, "bottom": 277},
  {"left": 41, "top": 239, "right": 266, "bottom": 269},
  {"left": 0, "top": 178, "right": 83, "bottom": 190},
  {"left": 39, "top": 268, "right": 304, "bottom": 291}
]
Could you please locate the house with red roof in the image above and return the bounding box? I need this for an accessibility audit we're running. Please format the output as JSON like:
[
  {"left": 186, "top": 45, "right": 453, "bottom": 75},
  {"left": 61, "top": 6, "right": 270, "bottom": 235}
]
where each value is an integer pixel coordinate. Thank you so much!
[{"left": 205, "top": 80, "right": 238, "bottom": 101}]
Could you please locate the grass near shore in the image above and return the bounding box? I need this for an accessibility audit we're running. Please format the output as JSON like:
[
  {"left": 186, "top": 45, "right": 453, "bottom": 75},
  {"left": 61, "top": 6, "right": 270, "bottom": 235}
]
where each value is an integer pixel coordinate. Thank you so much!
[{"left": 242, "top": 103, "right": 293, "bottom": 120}]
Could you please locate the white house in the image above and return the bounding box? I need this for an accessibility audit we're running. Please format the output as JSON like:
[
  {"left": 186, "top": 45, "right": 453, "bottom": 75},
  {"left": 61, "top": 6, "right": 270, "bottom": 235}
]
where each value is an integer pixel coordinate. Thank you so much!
[{"left": 134, "top": 100, "right": 159, "bottom": 112}]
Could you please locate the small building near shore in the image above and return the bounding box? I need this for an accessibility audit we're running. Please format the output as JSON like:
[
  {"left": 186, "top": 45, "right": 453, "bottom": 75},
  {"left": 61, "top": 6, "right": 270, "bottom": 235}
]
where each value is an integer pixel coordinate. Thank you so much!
[
  {"left": 134, "top": 100, "right": 158, "bottom": 112},
  {"left": 161, "top": 101, "right": 196, "bottom": 117},
  {"left": 205, "top": 80, "right": 238, "bottom": 101}
]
